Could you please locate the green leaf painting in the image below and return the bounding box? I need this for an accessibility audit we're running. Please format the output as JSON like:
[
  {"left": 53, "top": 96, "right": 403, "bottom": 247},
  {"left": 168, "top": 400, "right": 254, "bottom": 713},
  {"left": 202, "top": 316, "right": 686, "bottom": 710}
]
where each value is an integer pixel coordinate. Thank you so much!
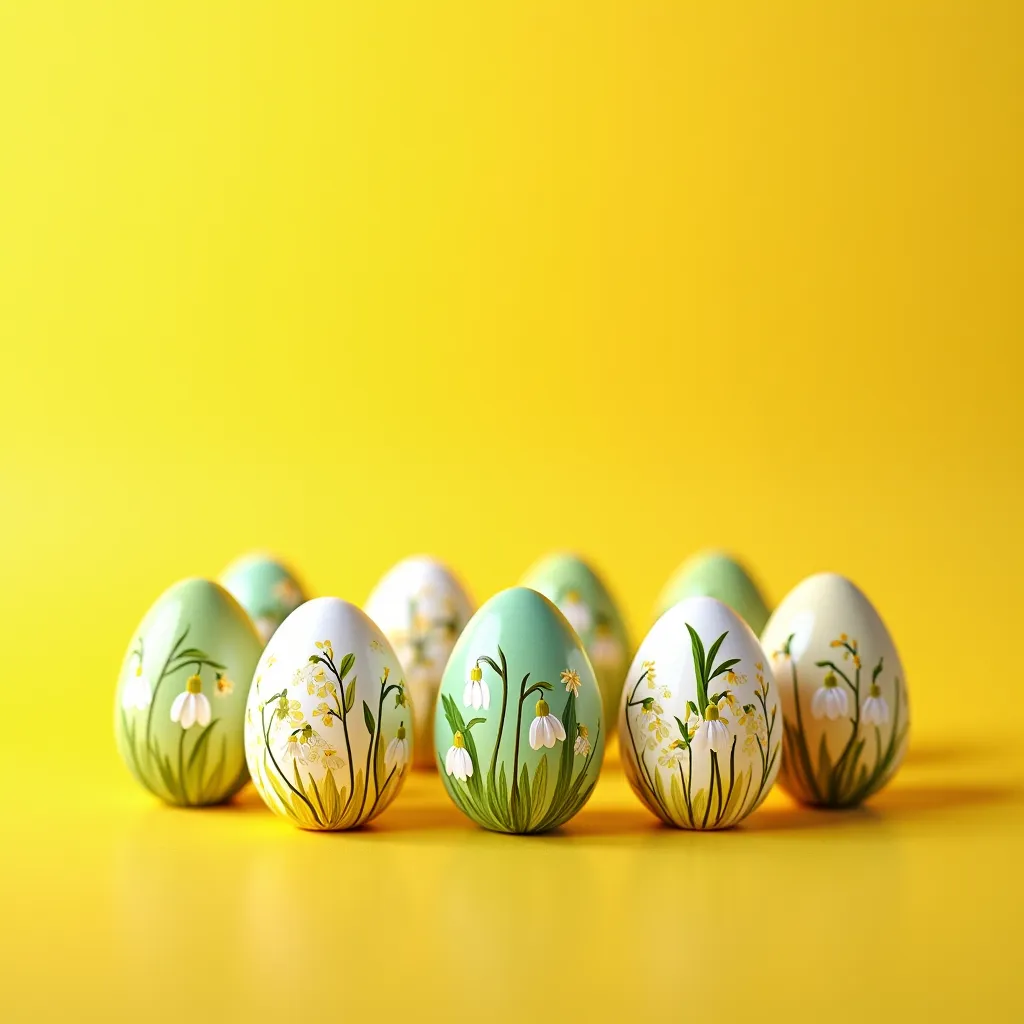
[
  {"left": 776, "top": 632, "right": 908, "bottom": 807},
  {"left": 622, "top": 624, "right": 781, "bottom": 830},
  {"left": 248, "top": 638, "right": 409, "bottom": 830},
  {"left": 117, "top": 625, "right": 242, "bottom": 807},
  {"left": 438, "top": 646, "right": 603, "bottom": 834}
]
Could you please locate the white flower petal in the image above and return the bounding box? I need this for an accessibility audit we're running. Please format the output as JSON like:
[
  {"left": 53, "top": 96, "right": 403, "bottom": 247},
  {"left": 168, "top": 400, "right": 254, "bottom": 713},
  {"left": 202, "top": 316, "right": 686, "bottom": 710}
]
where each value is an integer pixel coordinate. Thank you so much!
[
  {"left": 480, "top": 680, "right": 490, "bottom": 710},
  {"left": 835, "top": 687, "right": 849, "bottom": 718},
  {"left": 529, "top": 718, "right": 541, "bottom": 750},
  {"left": 178, "top": 693, "right": 197, "bottom": 729},
  {"left": 811, "top": 688, "right": 828, "bottom": 720},
  {"left": 445, "top": 746, "right": 456, "bottom": 775},
  {"left": 196, "top": 693, "right": 212, "bottom": 727},
  {"left": 550, "top": 715, "right": 566, "bottom": 742},
  {"left": 463, "top": 681, "right": 474, "bottom": 708},
  {"left": 558, "top": 598, "right": 592, "bottom": 635},
  {"left": 169, "top": 691, "right": 187, "bottom": 724}
]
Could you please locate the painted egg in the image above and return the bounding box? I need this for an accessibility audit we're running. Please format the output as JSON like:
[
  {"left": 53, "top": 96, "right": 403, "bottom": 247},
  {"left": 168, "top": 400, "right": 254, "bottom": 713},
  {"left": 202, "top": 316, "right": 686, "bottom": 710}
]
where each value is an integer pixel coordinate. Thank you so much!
[
  {"left": 619, "top": 596, "right": 781, "bottom": 829},
  {"left": 220, "top": 553, "right": 307, "bottom": 644},
  {"left": 364, "top": 556, "right": 474, "bottom": 769},
  {"left": 654, "top": 550, "right": 771, "bottom": 635},
  {"left": 114, "top": 578, "right": 263, "bottom": 806},
  {"left": 519, "top": 553, "right": 630, "bottom": 740},
  {"left": 762, "top": 573, "right": 910, "bottom": 807},
  {"left": 435, "top": 587, "right": 605, "bottom": 833},
  {"left": 244, "top": 597, "right": 411, "bottom": 830}
]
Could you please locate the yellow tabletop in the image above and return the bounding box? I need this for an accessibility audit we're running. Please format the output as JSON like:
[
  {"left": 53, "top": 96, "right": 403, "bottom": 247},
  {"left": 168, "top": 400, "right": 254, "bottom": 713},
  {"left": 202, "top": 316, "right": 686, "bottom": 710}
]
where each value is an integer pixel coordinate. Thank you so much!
[{"left": 4, "top": 736, "right": 1022, "bottom": 1022}]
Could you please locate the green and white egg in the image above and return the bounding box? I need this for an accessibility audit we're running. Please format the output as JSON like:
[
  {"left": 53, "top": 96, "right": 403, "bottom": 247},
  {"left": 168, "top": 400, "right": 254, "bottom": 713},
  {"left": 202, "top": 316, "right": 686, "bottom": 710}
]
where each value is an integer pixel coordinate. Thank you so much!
[
  {"left": 220, "top": 552, "right": 307, "bottom": 644},
  {"left": 114, "top": 578, "right": 263, "bottom": 806},
  {"left": 244, "top": 597, "right": 411, "bottom": 830},
  {"left": 364, "top": 555, "right": 474, "bottom": 769},
  {"left": 519, "top": 553, "right": 630, "bottom": 741},
  {"left": 619, "top": 596, "right": 781, "bottom": 829},
  {"left": 654, "top": 550, "right": 770, "bottom": 635},
  {"left": 434, "top": 587, "right": 605, "bottom": 834},
  {"left": 762, "top": 572, "right": 910, "bottom": 807}
]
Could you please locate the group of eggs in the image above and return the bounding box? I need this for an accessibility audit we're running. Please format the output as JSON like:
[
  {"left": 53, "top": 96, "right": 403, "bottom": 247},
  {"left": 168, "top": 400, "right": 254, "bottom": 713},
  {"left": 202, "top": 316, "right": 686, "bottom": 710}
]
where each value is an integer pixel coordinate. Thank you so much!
[{"left": 114, "top": 551, "right": 909, "bottom": 833}]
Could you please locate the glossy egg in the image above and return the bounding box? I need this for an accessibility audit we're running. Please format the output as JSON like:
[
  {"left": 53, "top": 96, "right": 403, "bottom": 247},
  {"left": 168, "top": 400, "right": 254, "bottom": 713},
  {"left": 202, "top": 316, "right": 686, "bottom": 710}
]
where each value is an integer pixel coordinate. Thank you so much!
[
  {"left": 619, "top": 596, "right": 781, "bottom": 829},
  {"left": 244, "top": 597, "right": 411, "bottom": 830},
  {"left": 762, "top": 572, "right": 910, "bottom": 807},
  {"left": 220, "top": 553, "right": 307, "bottom": 644},
  {"left": 519, "top": 553, "right": 630, "bottom": 740},
  {"left": 435, "top": 587, "right": 605, "bottom": 833},
  {"left": 654, "top": 551, "right": 771, "bottom": 635},
  {"left": 364, "top": 556, "right": 474, "bottom": 769},
  {"left": 114, "top": 578, "right": 263, "bottom": 806}
]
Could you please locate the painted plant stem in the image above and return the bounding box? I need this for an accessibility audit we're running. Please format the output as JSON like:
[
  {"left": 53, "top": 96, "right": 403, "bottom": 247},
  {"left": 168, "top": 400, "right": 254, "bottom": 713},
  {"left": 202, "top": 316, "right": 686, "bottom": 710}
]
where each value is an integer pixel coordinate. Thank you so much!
[
  {"left": 478, "top": 648, "right": 509, "bottom": 791},
  {"left": 358, "top": 673, "right": 401, "bottom": 821},
  {"left": 782, "top": 634, "right": 822, "bottom": 803},
  {"left": 319, "top": 650, "right": 356, "bottom": 807},
  {"left": 511, "top": 675, "right": 551, "bottom": 808},
  {"left": 261, "top": 698, "right": 322, "bottom": 825}
]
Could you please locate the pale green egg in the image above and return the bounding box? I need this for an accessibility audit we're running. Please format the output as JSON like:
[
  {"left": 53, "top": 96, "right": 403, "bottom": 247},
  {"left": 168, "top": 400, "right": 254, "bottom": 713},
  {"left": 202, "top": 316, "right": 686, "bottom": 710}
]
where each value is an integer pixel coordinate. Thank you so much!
[
  {"left": 519, "top": 553, "right": 630, "bottom": 739},
  {"left": 435, "top": 587, "right": 605, "bottom": 834},
  {"left": 655, "top": 550, "right": 770, "bottom": 634},
  {"left": 220, "top": 552, "right": 307, "bottom": 644},
  {"left": 114, "top": 578, "right": 263, "bottom": 806}
]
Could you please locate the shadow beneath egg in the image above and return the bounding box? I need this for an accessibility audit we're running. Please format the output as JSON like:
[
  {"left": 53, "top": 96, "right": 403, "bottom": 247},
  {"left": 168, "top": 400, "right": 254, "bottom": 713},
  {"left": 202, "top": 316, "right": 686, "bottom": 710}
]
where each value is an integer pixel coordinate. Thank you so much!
[
  {"left": 741, "top": 780, "right": 1021, "bottom": 832},
  {"left": 181, "top": 768, "right": 1022, "bottom": 839},
  {"left": 901, "top": 740, "right": 984, "bottom": 768}
]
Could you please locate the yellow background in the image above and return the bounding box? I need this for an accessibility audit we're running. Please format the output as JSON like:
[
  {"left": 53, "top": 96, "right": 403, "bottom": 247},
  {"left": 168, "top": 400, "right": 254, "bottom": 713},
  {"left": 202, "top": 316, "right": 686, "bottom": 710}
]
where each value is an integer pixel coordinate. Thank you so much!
[{"left": 1, "top": 2, "right": 1021, "bottom": 1020}]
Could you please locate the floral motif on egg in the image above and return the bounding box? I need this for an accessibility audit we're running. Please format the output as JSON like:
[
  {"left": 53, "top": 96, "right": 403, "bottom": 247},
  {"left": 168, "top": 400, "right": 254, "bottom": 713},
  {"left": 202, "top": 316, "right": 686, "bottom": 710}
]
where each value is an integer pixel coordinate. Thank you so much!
[
  {"left": 118, "top": 628, "right": 242, "bottom": 805},
  {"left": 438, "top": 645, "right": 602, "bottom": 833},
  {"left": 556, "top": 589, "right": 623, "bottom": 668},
  {"left": 249, "top": 638, "right": 410, "bottom": 829},
  {"left": 621, "top": 626, "right": 780, "bottom": 829},
  {"left": 772, "top": 632, "right": 908, "bottom": 807},
  {"left": 388, "top": 586, "right": 461, "bottom": 685}
]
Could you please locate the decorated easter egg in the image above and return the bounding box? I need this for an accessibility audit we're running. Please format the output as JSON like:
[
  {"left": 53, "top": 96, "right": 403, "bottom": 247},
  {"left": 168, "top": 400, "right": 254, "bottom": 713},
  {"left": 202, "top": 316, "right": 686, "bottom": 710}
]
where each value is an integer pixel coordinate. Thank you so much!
[
  {"left": 220, "top": 553, "right": 307, "bottom": 643},
  {"left": 519, "top": 553, "right": 630, "bottom": 739},
  {"left": 114, "top": 578, "right": 263, "bottom": 806},
  {"left": 654, "top": 551, "right": 770, "bottom": 634},
  {"left": 244, "top": 597, "right": 411, "bottom": 830},
  {"left": 619, "top": 596, "right": 781, "bottom": 829},
  {"left": 435, "top": 587, "right": 605, "bottom": 833},
  {"left": 364, "top": 556, "right": 474, "bottom": 769},
  {"left": 762, "top": 573, "right": 909, "bottom": 807}
]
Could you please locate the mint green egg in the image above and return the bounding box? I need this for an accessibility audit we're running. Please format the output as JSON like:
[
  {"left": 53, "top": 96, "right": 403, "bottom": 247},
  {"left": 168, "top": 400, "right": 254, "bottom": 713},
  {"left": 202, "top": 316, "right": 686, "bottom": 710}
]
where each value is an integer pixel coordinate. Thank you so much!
[
  {"left": 114, "top": 578, "right": 264, "bottom": 806},
  {"left": 655, "top": 551, "right": 770, "bottom": 634},
  {"left": 519, "top": 553, "right": 630, "bottom": 734},
  {"left": 435, "top": 587, "right": 605, "bottom": 833},
  {"left": 220, "top": 553, "right": 307, "bottom": 644}
]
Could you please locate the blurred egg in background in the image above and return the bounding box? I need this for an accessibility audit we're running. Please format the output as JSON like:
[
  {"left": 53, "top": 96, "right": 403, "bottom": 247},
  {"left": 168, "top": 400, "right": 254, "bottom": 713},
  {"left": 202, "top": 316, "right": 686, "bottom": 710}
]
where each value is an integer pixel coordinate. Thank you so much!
[
  {"left": 654, "top": 550, "right": 771, "bottom": 635},
  {"left": 365, "top": 556, "right": 474, "bottom": 768},
  {"left": 220, "top": 553, "right": 307, "bottom": 644},
  {"left": 519, "top": 553, "right": 630, "bottom": 741}
]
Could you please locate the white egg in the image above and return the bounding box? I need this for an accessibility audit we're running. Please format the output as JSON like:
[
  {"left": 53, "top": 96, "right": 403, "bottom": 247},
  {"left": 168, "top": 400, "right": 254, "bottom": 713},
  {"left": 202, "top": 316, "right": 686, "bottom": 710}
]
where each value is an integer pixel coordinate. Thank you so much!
[
  {"left": 762, "top": 572, "right": 910, "bottom": 807},
  {"left": 619, "top": 596, "right": 781, "bottom": 829},
  {"left": 244, "top": 597, "right": 412, "bottom": 830},
  {"left": 365, "top": 556, "right": 474, "bottom": 769}
]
